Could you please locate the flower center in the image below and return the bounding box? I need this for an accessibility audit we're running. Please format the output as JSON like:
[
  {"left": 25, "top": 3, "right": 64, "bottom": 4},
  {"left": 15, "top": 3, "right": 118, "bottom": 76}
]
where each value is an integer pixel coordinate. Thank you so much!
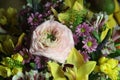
[
  {"left": 24, "top": 54, "right": 29, "bottom": 59},
  {"left": 81, "top": 28, "right": 85, "bottom": 32},
  {"left": 87, "top": 41, "right": 92, "bottom": 47},
  {"left": 47, "top": 33, "right": 56, "bottom": 42},
  {"left": 33, "top": 17, "right": 38, "bottom": 22},
  {"left": 38, "top": 31, "right": 57, "bottom": 48}
]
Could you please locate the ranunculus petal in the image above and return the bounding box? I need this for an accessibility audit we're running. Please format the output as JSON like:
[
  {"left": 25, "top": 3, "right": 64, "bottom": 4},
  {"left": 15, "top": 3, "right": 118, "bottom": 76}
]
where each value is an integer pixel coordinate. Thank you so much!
[{"left": 29, "top": 20, "right": 74, "bottom": 63}]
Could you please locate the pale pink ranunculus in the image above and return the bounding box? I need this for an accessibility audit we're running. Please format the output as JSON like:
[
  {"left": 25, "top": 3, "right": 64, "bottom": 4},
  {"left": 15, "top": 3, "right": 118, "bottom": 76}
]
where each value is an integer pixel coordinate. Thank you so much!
[{"left": 29, "top": 20, "right": 74, "bottom": 63}]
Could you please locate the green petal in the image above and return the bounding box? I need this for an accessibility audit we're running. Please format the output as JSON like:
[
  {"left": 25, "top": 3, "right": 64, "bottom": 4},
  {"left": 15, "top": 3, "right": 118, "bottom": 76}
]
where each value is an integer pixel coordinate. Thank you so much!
[
  {"left": 66, "top": 48, "right": 84, "bottom": 69},
  {"left": 16, "top": 33, "right": 25, "bottom": 47},
  {"left": 76, "top": 61, "right": 96, "bottom": 80},
  {"left": 64, "top": 0, "right": 75, "bottom": 8},
  {"left": 3, "top": 38, "right": 14, "bottom": 54},
  {"left": 72, "top": 1, "right": 83, "bottom": 11},
  {"left": 58, "top": 12, "right": 70, "bottom": 24},
  {"left": 47, "top": 61, "right": 66, "bottom": 80},
  {"left": 51, "top": 7, "right": 58, "bottom": 18},
  {"left": 0, "top": 65, "right": 12, "bottom": 78}
]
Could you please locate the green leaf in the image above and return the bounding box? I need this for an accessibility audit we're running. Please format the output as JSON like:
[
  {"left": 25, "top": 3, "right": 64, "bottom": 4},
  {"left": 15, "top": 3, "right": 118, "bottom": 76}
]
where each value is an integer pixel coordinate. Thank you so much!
[
  {"left": 27, "top": 0, "right": 32, "bottom": 4},
  {"left": 30, "top": 62, "right": 36, "bottom": 69},
  {"left": 92, "top": 30, "right": 101, "bottom": 43},
  {"left": 115, "top": 43, "right": 120, "bottom": 47},
  {"left": 66, "top": 48, "right": 84, "bottom": 69},
  {"left": 52, "top": 0, "right": 57, "bottom": 3},
  {"left": 72, "top": 13, "right": 83, "bottom": 27},
  {"left": 108, "top": 49, "right": 120, "bottom": 58},
  {"left": 0, "top": 76, "right": 4, "bottom": 80},
  {"left": 47, "top": 61, "right": 66, "bottom": 80},
  {"left": 27, "top": 0, "right": 41, "bottom": 5}
]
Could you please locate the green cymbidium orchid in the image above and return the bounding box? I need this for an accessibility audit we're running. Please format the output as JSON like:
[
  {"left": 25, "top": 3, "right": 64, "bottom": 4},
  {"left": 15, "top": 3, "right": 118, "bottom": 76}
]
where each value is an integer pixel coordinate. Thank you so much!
[
  {"left": 0, "top": 35, "right": 15, "bottom": 55},
  {"left": 47, "top": 48, "right": 96, "bottom": 80},
  {"left": 57, "top": 0, "right": 87, "bottom": 29},
  {"left": 51, "top": 0, "right": 86, "bottom": 29},
  {"left": 58, "top": 9, "right": 87, "bottom": 29},
  {"left": 0, "top": 33, "right": 25, "bottom": 55},
  {"left": 64, "top": 0, "right": 83, "bottom": 10}
]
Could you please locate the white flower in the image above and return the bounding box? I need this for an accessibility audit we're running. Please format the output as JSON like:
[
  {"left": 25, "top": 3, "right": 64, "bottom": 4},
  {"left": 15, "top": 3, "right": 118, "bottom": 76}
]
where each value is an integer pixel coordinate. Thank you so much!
[{"left": 29, "top": 20, "right": 74, "bottom": 63}]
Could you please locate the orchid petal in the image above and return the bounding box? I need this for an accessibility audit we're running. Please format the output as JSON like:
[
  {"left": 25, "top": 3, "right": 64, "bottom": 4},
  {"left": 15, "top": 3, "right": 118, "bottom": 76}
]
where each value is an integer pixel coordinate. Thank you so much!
[
  {"left": 64, "top": 0, "right": 75, "bottom": 8},
  {"left": 47, "top": 61, "right": 66, "bottom": 80},
  {"left": 76, "top": 61, "right": 96, "bottom": 80},
  {"left": 72, "top": 1, "right": 83, "bottom": 11},
  {"left": 66, "top": 48, "right": 84, "bottom": 68}
]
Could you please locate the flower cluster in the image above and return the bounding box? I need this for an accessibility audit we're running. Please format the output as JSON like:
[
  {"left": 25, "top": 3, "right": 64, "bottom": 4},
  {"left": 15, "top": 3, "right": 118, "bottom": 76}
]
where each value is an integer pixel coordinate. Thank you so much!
[{"left": 0, "top": 0, "right": 120, "bottom": 80}]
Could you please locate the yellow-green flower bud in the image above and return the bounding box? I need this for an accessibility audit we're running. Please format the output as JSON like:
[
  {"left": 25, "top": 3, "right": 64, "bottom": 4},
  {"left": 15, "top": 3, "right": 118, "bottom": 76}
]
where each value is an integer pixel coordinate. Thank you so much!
[
  {"left": 0, "top": 65, "right": 12, "bottom": 78},
  {"left": 12, "top": 67, "right": 22, "bottom": 75},
  {"left": 0, "top": 16, "right": 7, "bottom": 25},
  {"left": 1, "top": 57, "right": 12, "bottom": 67},
  {"left": 99, "top": 57, "right": 108, "bottom": 64},
  {"left": 108, "top": 69, "right": 119, "bottom": 80},
  {"left": 107, "top": 58, "right": 118, "bottom": 69},
  {"left": 100, "top": 63, "right": 111, "bottom": 74},
  {"left": 7, "top": 7, "right": 17, "bottom": 18},
  {"left": 0, "top": 8, "right": 5, "bottom": 15},
  {"left": 11, "top": 53, "right": 23, "bottom": 62}
]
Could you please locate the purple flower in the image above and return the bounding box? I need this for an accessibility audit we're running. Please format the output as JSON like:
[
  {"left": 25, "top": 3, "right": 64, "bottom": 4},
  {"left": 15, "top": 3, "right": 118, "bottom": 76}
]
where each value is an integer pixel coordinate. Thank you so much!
[
  {"left": 34, "top": 56, "right": 48, "bottom": 69},
  {"left": 34, "top": 56, "right": 42, "bottom": 69},
  {"left": 81, "top": 51, "right": 90, "bottom": 62},
  {"left": 19, "top": 48, "right": 33, "bottom": 64},
  {"left": 12, "top": 70, "right": 45, "bottom": 80},
  {"left": 28, "top": 12, "right": 43, "bottom": 27},
  {"left": 75, "top": 22, "right": 93, "bottom": 37},
  {"left": 82, "top": 37, "right": 98, "bottom": 53},
  {"left": 73, "top": 34, "right": 79, "bottom": 45}
]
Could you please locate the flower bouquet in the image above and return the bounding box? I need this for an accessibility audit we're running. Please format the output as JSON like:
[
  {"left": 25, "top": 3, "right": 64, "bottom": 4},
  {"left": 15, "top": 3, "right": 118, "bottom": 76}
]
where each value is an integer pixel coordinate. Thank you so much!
[{"left": 0, "top": 0, "right": 120, "bottom": 80}]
